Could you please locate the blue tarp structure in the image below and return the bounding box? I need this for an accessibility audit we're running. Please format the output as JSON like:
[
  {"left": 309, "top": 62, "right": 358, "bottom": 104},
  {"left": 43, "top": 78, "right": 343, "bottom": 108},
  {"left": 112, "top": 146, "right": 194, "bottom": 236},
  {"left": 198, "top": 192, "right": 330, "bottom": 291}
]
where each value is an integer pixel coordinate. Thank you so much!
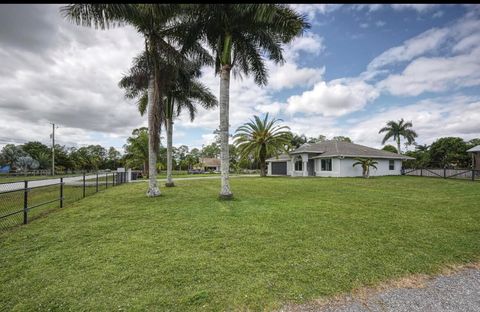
[{"left": 0, "top": 165, "right": 11, "bottom": 173}]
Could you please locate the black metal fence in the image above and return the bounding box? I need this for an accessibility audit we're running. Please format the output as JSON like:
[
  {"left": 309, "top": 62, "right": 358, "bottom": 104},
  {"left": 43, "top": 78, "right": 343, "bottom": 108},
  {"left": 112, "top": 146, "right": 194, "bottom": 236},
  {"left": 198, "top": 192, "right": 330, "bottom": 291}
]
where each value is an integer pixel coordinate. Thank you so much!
[
  {"left": 404, "top": 168, "right": 480, "bottom": 181},
  {"left": 0, "top": 172, "right": 128, "bottom": 232}
]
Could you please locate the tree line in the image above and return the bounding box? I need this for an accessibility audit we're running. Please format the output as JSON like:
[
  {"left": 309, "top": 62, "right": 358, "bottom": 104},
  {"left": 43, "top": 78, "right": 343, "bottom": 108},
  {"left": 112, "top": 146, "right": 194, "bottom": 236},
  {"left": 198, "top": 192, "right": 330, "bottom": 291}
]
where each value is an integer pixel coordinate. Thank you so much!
[{"left": 0, "top": 142, "right": 121, "bottom": 174}]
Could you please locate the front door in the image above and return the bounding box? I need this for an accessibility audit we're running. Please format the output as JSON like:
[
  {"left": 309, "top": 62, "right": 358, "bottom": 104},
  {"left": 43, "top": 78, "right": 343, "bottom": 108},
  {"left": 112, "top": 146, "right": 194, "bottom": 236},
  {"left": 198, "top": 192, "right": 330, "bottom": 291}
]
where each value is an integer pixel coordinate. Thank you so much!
[{"left": 307, "top": 159, "right": 315, "bottom": 176}]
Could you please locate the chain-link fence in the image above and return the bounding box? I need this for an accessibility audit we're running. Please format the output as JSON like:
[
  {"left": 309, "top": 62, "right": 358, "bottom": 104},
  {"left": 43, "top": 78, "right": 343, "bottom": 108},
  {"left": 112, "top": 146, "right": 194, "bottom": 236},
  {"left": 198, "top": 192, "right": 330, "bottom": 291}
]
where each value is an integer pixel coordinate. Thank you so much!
[{"left": 0, "top": 172, "right": 128, "bottom": 232}]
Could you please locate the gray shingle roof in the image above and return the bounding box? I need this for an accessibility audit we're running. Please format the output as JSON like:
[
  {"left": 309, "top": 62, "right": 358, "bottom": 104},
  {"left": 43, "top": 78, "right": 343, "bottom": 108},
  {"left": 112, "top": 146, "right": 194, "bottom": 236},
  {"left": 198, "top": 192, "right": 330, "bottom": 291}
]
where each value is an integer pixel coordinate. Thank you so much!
[
  {"left": 467, "top": 145, "right": 480, "bottom": 153},
  {"left": 267, "top": 141, "right": 414, "bottom": 161},
  {"left": 266, "top": 153, "right": 290, "bottom": 162}
]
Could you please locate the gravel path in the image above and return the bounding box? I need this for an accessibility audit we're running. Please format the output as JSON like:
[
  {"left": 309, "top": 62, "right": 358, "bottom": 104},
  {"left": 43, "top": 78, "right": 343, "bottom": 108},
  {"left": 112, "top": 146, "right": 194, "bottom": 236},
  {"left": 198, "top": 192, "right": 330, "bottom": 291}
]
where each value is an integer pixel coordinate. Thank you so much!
[{"left": 281, "top": 265, "right": 480, "bottom": 312}]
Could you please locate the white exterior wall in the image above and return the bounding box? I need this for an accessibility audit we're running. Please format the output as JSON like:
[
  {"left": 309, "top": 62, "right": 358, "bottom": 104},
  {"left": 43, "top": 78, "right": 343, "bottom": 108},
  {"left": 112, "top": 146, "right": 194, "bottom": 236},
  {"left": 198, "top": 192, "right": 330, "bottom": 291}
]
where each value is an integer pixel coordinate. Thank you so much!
[
  {"left": 290, "top": 154, "right": 309, "bottom": 177},
  {"left": 314, "top": 158, "right": 341, "bottom": 177},
  {"left": 268, "top": 158, "right": 403, "bottom": 177},
  {"left": 338, "top": 158, "right": 402, "bottom": 177}
]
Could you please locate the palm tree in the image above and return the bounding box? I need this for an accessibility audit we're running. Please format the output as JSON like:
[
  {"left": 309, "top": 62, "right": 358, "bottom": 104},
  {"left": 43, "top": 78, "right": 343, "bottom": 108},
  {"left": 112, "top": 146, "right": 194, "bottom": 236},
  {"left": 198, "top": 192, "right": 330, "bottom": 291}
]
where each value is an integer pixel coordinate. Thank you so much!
[
  {"left": 163, "top": 65, "right": 217, "bottom": 187},
  {"left": 379, "top": 119, "right": 418, "bottom": 154},
  {"left": 290, "top": 133, "right": 308, "bottom": 149},
  {"left": 183, "top": 4, "right": 309, "bottom": 199},
  {"left": 119, "top": 52, "right": 217, "bottom": 187},
  {"left": 124, "top": 128, "right": 149, "bottom": 176},
  {"left": 62, "top": 4, "right": 210, "bottom": 196},
  {"left": 352, "top": 158, "right": 378, "bottom": 178},
  {"left": 234, "top": 114, "right": 292, "bottom": 177}
]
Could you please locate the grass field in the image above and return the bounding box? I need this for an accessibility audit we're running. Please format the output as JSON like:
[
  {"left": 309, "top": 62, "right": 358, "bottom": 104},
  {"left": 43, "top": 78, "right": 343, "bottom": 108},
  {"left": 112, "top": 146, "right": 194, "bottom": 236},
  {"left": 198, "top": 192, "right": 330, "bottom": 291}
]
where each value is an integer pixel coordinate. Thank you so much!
[{"left": 0, "top": 176, "right": 479, "bottom": 311}]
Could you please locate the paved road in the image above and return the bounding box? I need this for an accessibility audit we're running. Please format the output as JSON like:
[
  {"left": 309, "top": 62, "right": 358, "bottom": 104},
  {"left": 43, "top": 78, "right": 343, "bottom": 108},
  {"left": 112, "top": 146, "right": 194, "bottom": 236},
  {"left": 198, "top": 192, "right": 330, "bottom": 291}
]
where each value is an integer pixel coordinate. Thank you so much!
[
  {"left": 281, "top": 266, "right": 480, "bottom": 312},
  {"left": 0, "top": 174, "right": 259, "bottom": 192},
  {"left": 0, "top": 174, "right": 100, "bottom": 192}
]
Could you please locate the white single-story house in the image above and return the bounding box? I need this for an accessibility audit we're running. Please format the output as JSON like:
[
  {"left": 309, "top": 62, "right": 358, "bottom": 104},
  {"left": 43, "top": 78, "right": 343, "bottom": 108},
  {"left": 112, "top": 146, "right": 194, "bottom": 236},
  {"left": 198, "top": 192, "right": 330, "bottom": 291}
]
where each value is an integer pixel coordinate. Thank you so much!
[{"left": 266, "top": 140, "right": 414, "bottom": 177}]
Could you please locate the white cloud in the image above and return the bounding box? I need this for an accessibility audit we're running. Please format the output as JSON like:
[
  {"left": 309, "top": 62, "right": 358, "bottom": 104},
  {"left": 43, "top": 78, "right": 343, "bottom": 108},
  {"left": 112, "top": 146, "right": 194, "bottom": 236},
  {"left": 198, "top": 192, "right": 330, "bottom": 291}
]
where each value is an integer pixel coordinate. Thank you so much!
[
  {"left": 285, "top": 115, "right": 340, "bottom": 139},
  {"left": 343, "top": 95, "right": 480, "bottom": 148},
  {"left": 285, "top": 79, "right": 379, "bottom": 117},
  {"left": 352, "top": 4, "right": 440, "bottom": 13},
  {"left": 375, "top": 21, "right": 386, "bottom": 27},
  {"left": 389, "top": 4, "right": 439, "bottom": 12},
  {"left": 265, "top": 32, "right": 325, "bottom": 90},
  {"left": 378, "top": 47, "right": 480, "bottom": 96},
  {"left": 289, "top": 4, "right": 342, "bottom": 20},
  {"left": 367, "top": 27, "right": 449, "bottom": 71},
  {"left": 285, "top": 33, "right": 325, "bottom": 59},
  {"left": 452, "top": 33, "right": 480, "bottom": 53},
  {"left": 201, "top": 133, "right": 217, "bottom": 146},
  {"left": 433, "top": 11, "right": 444, "bottom": 18},
  {"left": 0, "top": 4, "right": 145, "bottom": 150},
  {"left": 268, "top": 63, "right": 325, "bottom": 90},
  {"left": 254, "top": 102, "right": 283, "bottom": 115}
]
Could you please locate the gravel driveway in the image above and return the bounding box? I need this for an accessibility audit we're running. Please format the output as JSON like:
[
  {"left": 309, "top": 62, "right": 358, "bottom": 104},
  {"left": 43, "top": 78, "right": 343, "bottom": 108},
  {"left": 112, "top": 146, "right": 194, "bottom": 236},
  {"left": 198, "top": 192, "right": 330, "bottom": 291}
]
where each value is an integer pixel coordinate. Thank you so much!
[{"left": 281, "top": 264, "right": 480, "bottom": 312}]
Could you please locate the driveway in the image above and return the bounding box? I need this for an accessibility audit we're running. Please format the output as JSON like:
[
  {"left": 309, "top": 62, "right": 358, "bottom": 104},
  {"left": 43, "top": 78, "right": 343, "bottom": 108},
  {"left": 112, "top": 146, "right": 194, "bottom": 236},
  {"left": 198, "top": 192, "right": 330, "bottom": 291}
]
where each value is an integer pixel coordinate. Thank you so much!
[{"left": 281, "top": 264, "right": 480, "bottom": 312}]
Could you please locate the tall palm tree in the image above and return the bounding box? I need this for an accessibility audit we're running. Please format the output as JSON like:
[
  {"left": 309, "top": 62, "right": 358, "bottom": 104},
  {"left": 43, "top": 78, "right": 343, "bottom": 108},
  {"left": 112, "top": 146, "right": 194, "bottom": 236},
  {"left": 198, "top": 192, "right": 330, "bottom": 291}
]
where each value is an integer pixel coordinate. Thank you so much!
[
  {"left": 379, "top": 119, "right": 418, "bottom": 155},
  {"left": 62, "top": 4, "right": 209, "bottom": 196},
  {"left": 234, "top": 114, "right": 292, "bottom": 177},
  {"left": 119, "top": 52, "right": 217, "bottom": 187},
  {"left": 163, "top": 66, "right": 217, "bottom": 187},
  {"left": 183, "top": 4, "right": 309, "bottom": 199},
  {"left": 352, "top": 158, "right": 378, "bottom": 178}
]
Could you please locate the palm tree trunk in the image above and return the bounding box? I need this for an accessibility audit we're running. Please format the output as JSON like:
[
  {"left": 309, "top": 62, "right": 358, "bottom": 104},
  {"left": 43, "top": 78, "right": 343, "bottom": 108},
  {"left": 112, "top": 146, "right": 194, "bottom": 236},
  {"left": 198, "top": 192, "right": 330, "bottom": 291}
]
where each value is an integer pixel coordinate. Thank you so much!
[
  {"left": 165, "top": 117, "right": 174, "bottom": 187},
  {"left": 260, "top": 159, "right": 266, "bottom": 177},
  {"left": 397, "top": 137, "right": 401, "bottom": 154},
  {"left": 144, "top": 160, "right": 148, "bottom": 177},
  {"left": 259, "top": 146, "right": 266, "bottom": 177},
  {"left": 147, "top": 76, "right": 160, "bottom": 197},
  {"left": 219, "top": 64, "right": 233, "bottom": 199}
]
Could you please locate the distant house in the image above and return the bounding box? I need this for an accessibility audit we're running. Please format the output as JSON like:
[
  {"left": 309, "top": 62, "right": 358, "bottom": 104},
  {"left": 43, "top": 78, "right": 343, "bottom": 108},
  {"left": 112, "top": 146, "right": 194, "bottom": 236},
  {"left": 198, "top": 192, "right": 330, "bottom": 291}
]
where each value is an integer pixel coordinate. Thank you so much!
[
  {"left": 467, "top": 145, "right": 480, "bottom": 170},
  {"left": 199, "top": 158, "right": 221, "bottom": 172},
  {"left": 266, "top": 140, "right": 414, "bottom": 177}
]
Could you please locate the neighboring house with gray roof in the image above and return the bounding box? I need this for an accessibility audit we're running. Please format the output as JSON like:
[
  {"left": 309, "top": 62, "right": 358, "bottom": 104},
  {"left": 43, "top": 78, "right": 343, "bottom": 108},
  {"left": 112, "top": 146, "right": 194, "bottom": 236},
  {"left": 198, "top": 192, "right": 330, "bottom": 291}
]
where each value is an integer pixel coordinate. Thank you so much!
[
  {"left": 266, "top": 140, "right": 414, "bottom": 177},
  {"left": 467, "top": 145, "right": 480, "bottom": 170}
]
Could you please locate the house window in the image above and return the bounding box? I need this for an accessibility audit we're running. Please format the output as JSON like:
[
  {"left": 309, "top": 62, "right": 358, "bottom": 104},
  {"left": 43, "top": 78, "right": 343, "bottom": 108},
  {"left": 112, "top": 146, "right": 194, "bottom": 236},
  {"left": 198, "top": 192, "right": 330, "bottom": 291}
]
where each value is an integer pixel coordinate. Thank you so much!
[
  {"left": 294, "top": 159, "right": 303, "bottom": 171},
  {"left": 389, "top": 160, "right": 395, "bottom": 170},
  {"left": 321, "top": 159, "right": 332, "bottom": 171}
]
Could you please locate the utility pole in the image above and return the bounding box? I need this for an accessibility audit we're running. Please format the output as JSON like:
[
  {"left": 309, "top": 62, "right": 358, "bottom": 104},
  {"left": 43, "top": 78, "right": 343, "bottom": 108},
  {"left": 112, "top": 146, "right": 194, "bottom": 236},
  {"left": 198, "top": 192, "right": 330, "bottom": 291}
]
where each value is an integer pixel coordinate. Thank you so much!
[{"left": 50, "top": 123, "right": 58, "bottom": 176}]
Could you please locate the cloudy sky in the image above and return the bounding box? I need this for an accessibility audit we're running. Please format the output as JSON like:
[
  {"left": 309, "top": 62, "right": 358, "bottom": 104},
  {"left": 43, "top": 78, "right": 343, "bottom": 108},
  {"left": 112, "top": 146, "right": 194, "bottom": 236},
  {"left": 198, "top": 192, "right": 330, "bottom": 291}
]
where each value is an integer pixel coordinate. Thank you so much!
[{"left": 1, "top": 4, "right": 479, "bottom": 152}]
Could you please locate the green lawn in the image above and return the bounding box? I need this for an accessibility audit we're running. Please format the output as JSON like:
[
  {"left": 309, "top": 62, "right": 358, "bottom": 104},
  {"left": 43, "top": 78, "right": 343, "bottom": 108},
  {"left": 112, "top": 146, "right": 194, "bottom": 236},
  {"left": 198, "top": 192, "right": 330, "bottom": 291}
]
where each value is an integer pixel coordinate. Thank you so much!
[{"left": 0, "top": 177, "right": 479, "bottom": 311}]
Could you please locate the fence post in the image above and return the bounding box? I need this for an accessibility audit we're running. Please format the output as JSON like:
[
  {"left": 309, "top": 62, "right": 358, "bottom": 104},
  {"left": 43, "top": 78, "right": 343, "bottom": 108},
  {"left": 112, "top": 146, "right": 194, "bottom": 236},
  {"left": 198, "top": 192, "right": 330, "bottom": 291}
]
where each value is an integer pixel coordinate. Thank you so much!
[
  {"left": 60, "top": 177, "right": 64, "bottom": 208},
  {"left": 472, "top": 170, "right": 475, "bottom": 182},
  {"left": 83, "top": 172, "right": 86, "bottom": 198},
  {"left": 96, "top": 173, "right": 99, "bottom": 193},
  {"left": 23, "top": 180, "right": 28, "bottom": 224},
  {"left": 444, "top": 167, "right": 447, "bottom": 179},
  {"left": 420, "top": 168, "right": 423, "bottom": 177},
  {"left": 113, "top": 173, "right": 116, "bottom": 187},
  {"left": 105, "top": 172, "right": 108, "bottom": 189}
]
